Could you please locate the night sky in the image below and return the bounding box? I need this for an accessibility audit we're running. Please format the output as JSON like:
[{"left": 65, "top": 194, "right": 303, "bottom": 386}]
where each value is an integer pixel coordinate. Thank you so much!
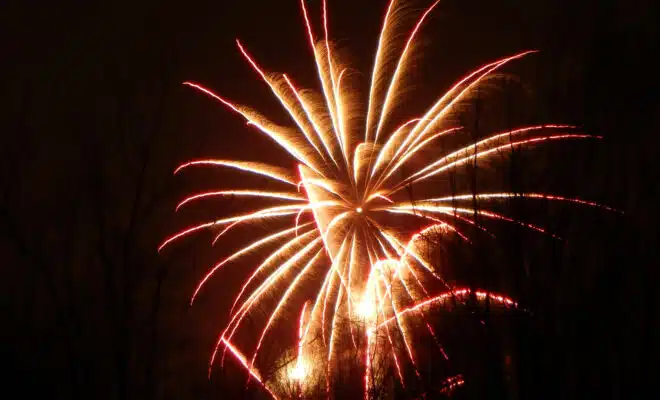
[{"left": 1, "top": 0, "right": 658, "bottom": 399}]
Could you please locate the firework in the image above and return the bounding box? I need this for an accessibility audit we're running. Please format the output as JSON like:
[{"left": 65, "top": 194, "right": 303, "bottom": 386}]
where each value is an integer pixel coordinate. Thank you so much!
[{"left": 162, "top": 0, "right": 609, "bottom": 397}]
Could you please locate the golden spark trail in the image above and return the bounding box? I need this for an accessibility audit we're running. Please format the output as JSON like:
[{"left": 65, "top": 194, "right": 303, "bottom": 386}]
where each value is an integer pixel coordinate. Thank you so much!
[
  {"left": 406, "top": 50, "right": 539, "bottom": 145},
  {"left": 322, "top": 0, "right": 344, "bottom": 159},
  {"left": 175, "top": 159, "right": 296, "bottom": 185},
  {"left": 176, "top": 190, "right": 305, "bottom": 211},
  {"left": 190, "top": 223, "right": 314, "bottom": 305},
  {"left": 372, "top": 126, "right": 463, "bottom": 194},
  {"left": 364, "top": 0, "right": 398, "bottom": 143},
  {"left": 369, "top": 118, "right": 424, "bottom": 179},
  {"left": 373, "top": 0, "right": 442, "bottom": 141},
  {"left": 247, "top": 249, "right": 324, "bottom": 372},
  {"left": 283, "top": 74, "right": 337, "bottom": 166},
  {"left": 220, "top": 237, "right": 323, "bottom": 363},
  {"left": 236, "top": 41, "right": 329, "bottom": 172},
  {"left": 376, "top": 288, "right": 517, "bottom": 329},
  {"left": 228, "top": 229, "right": 319, "bottom": 315},
  {"left": 399, "top": 134, "right": 596, "bottom": 188}
]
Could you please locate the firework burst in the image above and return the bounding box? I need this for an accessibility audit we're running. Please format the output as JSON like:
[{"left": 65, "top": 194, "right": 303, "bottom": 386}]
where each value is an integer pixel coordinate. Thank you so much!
[{"left": 162, "top": 0, "right": 610, "bottom": 397}]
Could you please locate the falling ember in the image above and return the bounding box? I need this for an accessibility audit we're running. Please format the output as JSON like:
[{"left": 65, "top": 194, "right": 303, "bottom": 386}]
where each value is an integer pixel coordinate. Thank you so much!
[
  {"left": 162, "top": 0, "right": 614, "bottom": 397},
  {"left": 439, "top": 374, "right": 466, "bottom": 394}
]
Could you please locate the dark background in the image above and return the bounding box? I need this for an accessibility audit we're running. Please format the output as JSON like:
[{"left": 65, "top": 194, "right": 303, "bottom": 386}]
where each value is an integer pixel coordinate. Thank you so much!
[{"left": 1, "top": 0, "right": 658, "bottom": 398}]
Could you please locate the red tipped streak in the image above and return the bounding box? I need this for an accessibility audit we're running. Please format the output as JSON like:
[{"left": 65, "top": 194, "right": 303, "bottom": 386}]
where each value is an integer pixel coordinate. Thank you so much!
[
  {"left": 190, "top": 224, "right": 313, "bottom": 305},
  {"left": 182, "top": 82, "right": 242, "bottom": 114},
  {"left": 248, "top": 249, "right": 323, "bottom": 375},
  {"left": 403, "top": 134, "right": 596, "bottom": 189},
  {"left": 177, "top": 190, "right": 304, "bottom": 211},
  {"left": 174, "top": 159, "right": 295, "bottom": 185},
  {"left": 377, "top": 288, "right": 517, "bottom": 329},
  {"left": 283, "top": 74, "right": 338, "bottom": 166},
  {"left": 218, "top": 338, "right": 278, "bottom": 399},
  {"left": 219, "top": 237, "right": 322, "bottom": 366},
  {"left": 228, "top": 230, "right": 319, "bottom": 315},
  {"left": 159, "top": 221, "right": 215, "bottom": 252}
]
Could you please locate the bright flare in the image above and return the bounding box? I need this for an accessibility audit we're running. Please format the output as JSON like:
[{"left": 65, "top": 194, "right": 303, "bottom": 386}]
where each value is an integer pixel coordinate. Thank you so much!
[{"left": 289, "top": 360, "right": 308, "bottom": 381}]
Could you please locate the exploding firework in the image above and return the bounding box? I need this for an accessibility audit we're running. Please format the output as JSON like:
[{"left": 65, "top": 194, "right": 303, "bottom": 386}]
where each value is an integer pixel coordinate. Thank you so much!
[{"left": 161, "top": 0, "right": 611, "bottom": 397}]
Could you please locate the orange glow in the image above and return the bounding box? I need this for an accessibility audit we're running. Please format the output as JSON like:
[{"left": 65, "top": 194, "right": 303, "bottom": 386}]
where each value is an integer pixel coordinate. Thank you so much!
[{"left": 164, "top": 1, "right": 616, "bottom": 398}]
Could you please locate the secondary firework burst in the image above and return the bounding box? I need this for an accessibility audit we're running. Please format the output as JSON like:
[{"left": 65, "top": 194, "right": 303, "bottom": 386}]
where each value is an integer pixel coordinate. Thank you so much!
[{"left": 161, "top": 0, "right": 611, "bottom": 397}]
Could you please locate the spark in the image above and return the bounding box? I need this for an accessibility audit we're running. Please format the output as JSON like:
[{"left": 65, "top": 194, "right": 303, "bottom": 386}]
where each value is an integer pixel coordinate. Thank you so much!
[{"left": 165, "top": 0, "right": 614, "bottom": 398}]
